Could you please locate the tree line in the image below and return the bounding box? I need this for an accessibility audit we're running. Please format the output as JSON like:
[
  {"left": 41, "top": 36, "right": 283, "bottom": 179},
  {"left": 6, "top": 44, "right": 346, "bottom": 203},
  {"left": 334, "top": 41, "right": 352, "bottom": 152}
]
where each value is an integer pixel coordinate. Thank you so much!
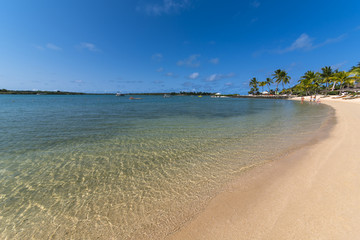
[{"left": 249, "top": 63, "right": 360, "bottom": 95}]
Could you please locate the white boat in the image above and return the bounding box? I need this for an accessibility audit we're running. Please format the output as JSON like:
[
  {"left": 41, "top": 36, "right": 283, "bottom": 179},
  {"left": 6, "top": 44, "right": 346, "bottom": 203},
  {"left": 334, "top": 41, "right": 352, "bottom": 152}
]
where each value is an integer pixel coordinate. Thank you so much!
[{"left": 116, "top": 92, "right": 125, "bottom": 96}]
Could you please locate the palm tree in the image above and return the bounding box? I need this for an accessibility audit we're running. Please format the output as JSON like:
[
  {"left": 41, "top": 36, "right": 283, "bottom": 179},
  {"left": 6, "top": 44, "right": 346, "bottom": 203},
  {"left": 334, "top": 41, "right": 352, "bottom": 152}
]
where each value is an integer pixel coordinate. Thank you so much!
[
  {"left": 272, "top": 69, "right": 282, "bottom": 94},
  {"left": 350, "top": 62, "right": 360, "bottom": 72},
  {"left": 320, "top": 66, "right": 333, "bottom": 94},
  {"left": 299, "top": 71, "right": 320, "bottom": 95},
  {"left": 249, "top": 77, "right": 258, "bottom": 87},
  {"left": 350, "top": 63, "right": 360, "bottom": 85},
  {"left": 265, "top": 77, "right": 273, "bottom": 91},
  {"left": 248, "top": 77, "right": 259, "bottom": 95},
  {"left": 331, "top": 71, "right": 355, "bottom": 92},
  {"left": 281, "top": 70, "right": 291, "bottom": 91},
  {"left": 330, "top": 69, "right": 340, "bottom": 91},
  {"left": 272, "top": 69, "right": 291, "bottom": 94},
  {"left": 259, "top": 81, "right": 267, "bottom": 93}
]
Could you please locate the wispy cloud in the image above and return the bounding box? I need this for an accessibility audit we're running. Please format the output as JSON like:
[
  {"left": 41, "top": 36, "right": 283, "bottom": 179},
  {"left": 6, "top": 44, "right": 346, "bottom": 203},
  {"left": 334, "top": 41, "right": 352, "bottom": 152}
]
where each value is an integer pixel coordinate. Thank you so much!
[
  {"left": 71, "top": 79, "right": 84, "bottom": 86},
  {"left": 177, "top": 54, "right": 200, "bottom": 67},
  {"left": 205, "top": 73, "right": 235, "bottom": 82},
  {"left": 188, "top": 72, "right": 199, "bottom": 79},
  {"left": 164, "top": 72, "right": 178, "bottom": 78},
  {"left": 267, "top": 33, "right": 347, "bottom": 55},
  {"left": 46, "top": 43, "right": 62, "bottom": 51},
  {"left": 318, "top": 34, "right": 347, "bottom": 47},
  {"left": 209, "top": 58, "right": 219, "bottom": 64},
  {"left": 152, "top": 53, "right": 163, "bottom": 61},
  {"left": 79, "top": 42, "right": 101, "bottom": 52},
  {"left": 331, "top": 61, "right": 347, "bottom": 70},
  {"left": 35, "top": 43, "right": 62, "bottom": 51},
  {"left": 182, "top": 81, "right": 193, "bottom": 87},
  {"left": 153, "top": 80, "right": 164, "bottom": 84},
  {"left": 35, "top": 45, "right": 45, "bottom": 50},
  {"left": 137, "top": 0, "right": 190, "bottom": 16},
  {"left": 279, "top": 33, "right": 314, "bottom": 53},
  {"left": 250, "top": 0, "right": 260, "bottom": 8},
  {"left": 156, "top": 67, "right": 164, "bottom": 72}
]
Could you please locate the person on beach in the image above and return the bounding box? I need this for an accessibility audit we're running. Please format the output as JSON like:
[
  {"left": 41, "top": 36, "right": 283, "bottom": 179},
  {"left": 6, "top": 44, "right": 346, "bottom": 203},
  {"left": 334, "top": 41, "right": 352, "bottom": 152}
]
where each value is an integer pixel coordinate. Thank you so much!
[
  {"left": 310, "top": 96, "right": 312, "bottom": 102},
  {"left": 313, "top": 95, "right": 316, "bottom": 102},
  {"left": 301, "top": 96, "right": 304, "bottom": 104}
]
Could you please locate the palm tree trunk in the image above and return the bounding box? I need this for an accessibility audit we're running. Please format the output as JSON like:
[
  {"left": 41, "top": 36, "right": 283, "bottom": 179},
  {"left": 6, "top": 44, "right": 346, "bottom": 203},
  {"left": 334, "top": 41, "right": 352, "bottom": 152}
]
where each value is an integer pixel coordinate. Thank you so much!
[{"left": 331, "top": 82, "right": 336, "bottom": 91}]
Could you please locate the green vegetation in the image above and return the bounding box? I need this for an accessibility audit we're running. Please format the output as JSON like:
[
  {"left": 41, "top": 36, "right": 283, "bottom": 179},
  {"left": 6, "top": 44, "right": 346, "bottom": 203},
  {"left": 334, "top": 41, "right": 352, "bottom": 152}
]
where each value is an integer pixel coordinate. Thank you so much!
[
  {"left": 248, "top": 62, "right": 360, "bottom": 96},
  {"left": 0, "top": 89, "right": 86, "bottom": 95},
  {"left": 179, "top": 91, "right": 213, "bottom": 96},
  {"left": 248, "top": 77, "right": 259, "bottom": 95}
]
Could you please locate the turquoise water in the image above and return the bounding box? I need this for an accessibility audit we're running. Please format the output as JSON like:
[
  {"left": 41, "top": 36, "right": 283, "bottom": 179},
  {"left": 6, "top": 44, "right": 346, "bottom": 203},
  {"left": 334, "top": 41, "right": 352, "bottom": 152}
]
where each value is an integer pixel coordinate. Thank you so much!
[{"left": 0, "top": 95, "right": 333, "bottom": 239}]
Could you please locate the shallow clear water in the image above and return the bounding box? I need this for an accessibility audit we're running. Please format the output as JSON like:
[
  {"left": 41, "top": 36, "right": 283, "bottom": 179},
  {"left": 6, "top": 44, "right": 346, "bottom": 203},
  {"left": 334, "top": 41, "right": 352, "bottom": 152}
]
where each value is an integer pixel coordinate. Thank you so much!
[{"left": 0, "top": 95, "right": 333, "bottom": 239}]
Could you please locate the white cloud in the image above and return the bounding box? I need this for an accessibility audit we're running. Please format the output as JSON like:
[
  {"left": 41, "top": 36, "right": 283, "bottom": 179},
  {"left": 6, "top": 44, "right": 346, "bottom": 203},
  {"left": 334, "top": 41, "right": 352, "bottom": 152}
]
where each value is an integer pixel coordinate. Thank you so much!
[
  {"left": 275, "top": 33, "right": 347, "bottom": 54},
  {"left": 282, "top": 33, "right": 314, "bottom": 53},
  {"left": 137, "top": 0, "right": 190, "bottom": 16},
  {"left": 164, "top": 72, "right": 177, "bottom": 78},
  {"left": 152, "top": 53, "right": 163, "bottom": 61},
  {"left": 319, "top": 34, "right": 347, "bottom": 47},
  {"left": 157, "top": 67, "right": 164, "bottom": 72},
  {"left": 177, "top": 54, "right": 200, "bottom": 67},
  {"left": 71, "top": 79, "right": 84, "bottom": 86},
  {"left": 35, "top": 45, "right": 45, "bottom": 50},
  {"left": 79, "top": 42, "right": 101, "bottom": 52},
  {"left": 207, "top": 74, "right": 217, "bottom": 82},
  {"left": 331, "top": 61, "right": 347, "bottom": 70},
  {"left": 35, "top": 43, "right": 62, "bottom": 51},
  {"left": 46, "top": 43, "right": 62, "bottom": 51},
  {"left": 206, "top": 73, "right": 235, "bottom": 82},
  {"left": 225, "top": 82, "right": 233, "bottom": 86},
  {"left": 188, "top": 72, "right": 199, "bottom": 79},
  {"left": 250, "top": 0, "right": 260, "bottom": 8},
  {"left": 209, "top": 58, "right": 219, "bottom": 64}
]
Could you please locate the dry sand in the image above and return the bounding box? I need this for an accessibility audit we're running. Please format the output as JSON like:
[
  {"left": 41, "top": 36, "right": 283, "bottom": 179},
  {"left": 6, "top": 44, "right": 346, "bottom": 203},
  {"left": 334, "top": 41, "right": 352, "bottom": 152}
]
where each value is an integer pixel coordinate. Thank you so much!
[{"left": 167, "top": 97, "right": 360, "bottom": 240}]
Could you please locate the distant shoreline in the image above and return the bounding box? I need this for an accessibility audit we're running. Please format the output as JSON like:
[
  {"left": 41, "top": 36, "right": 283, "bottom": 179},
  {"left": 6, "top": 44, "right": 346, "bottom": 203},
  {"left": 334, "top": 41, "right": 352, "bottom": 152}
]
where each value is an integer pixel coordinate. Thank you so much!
[{"left": 0, "top": 90, "right": 293, "bottom": 99}]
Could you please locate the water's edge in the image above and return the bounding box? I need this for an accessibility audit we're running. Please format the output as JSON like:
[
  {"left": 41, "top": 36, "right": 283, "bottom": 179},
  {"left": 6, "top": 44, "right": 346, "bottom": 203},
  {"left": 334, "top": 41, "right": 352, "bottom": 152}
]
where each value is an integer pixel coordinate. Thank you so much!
[{"left": 166, "top": 102, "right": 337, "bottom": 239}]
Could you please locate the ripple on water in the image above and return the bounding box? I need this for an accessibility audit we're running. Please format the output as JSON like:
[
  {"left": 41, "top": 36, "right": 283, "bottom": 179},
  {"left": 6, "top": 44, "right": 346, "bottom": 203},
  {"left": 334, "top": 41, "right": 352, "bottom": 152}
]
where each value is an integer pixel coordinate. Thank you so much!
[{"left": 0, "top": 96, "right": 334, "bottom": 239}]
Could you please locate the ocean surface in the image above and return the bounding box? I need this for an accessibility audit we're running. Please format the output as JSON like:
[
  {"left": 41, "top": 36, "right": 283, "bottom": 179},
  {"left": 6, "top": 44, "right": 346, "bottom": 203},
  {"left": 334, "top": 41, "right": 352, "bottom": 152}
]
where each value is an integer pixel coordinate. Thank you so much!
[{"left": 0, "top": 95, "right": 334, "bottom": 239}]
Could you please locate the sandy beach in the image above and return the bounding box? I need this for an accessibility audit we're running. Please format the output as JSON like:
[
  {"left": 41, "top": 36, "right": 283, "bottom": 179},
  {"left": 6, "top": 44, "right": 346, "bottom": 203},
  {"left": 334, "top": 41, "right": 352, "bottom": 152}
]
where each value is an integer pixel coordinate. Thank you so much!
[{"left": 168, "top": 97, "right": 360, "bottom": 240}]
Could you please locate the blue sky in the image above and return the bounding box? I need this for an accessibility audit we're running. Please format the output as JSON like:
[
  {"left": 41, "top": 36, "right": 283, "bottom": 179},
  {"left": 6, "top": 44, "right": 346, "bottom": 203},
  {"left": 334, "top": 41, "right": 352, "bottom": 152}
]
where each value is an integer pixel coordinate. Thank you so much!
[{"left": 0, "top": 0, "right": 359, "bottom": 94}]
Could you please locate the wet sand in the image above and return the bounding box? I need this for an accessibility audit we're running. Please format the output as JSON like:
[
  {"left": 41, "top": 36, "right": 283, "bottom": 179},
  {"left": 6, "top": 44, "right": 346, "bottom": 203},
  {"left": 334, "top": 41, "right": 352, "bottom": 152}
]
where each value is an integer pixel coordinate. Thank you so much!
[{"left": 167, "top": 97, "right": 360, "bottom": 240}]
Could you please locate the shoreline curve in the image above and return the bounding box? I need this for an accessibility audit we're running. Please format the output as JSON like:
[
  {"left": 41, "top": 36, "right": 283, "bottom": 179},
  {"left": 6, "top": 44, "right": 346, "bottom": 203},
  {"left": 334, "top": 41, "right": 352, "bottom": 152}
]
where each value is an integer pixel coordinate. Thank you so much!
[{"left": 167, "top": 97, "right": 360, "bottom": 240}]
